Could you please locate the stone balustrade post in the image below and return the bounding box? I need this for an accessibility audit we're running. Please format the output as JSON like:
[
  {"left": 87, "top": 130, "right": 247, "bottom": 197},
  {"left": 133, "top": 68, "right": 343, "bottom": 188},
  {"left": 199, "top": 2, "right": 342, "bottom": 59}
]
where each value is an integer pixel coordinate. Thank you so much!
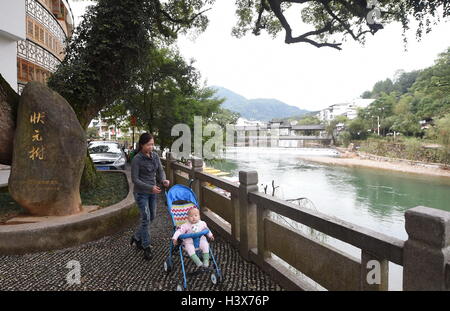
[
  {"left": 165, "top": 152, "right": 176, "bottom": 185},
  {"left": 238, "top": 171, "right": 258, "bottom": 261},
  {"left": 403, "top": 206, "right": 450, "bottom": 291},
  {"left": 190, "top": 157, "right": 203, "bottom": 206}
]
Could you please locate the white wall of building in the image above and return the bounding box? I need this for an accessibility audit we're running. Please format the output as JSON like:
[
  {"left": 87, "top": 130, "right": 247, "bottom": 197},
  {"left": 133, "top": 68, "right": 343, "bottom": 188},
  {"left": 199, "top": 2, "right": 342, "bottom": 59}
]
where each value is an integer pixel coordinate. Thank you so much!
[
  {"left": 0, "top": 0, "right": 26, "bottom": 41},
  {"left": 318, "top": 99, "right": 376, "bottom": 122},
  {"left": 0, "top": 37, "right": 18, "bottom": 90},
  {"left": 0, "top": 0, "right": 26, "bottom": 91}
]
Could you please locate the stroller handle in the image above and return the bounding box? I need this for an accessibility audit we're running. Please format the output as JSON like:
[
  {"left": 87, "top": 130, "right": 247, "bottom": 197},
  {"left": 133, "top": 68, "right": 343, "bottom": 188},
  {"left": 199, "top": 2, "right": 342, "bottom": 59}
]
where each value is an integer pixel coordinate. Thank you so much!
[{"left": 178, "top": 229, "right": 210, "bottom": 240}]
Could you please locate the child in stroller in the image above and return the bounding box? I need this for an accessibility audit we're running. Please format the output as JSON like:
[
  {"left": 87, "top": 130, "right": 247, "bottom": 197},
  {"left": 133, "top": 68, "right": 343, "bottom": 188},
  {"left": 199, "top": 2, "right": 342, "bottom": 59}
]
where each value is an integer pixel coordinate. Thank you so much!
[
  {"left": 172, "top": 206, "right": 214, "bottom": 269},
  {"left": 164, "top": 184, "right": 222, "bottom": 290}
]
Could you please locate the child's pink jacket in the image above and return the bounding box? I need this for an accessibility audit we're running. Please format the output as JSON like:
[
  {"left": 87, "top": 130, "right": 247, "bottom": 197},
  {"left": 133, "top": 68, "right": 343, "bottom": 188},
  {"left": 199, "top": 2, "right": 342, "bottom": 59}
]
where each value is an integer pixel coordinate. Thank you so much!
[{"left": 172, "top": 220, "right": 213, "bottom": 240}]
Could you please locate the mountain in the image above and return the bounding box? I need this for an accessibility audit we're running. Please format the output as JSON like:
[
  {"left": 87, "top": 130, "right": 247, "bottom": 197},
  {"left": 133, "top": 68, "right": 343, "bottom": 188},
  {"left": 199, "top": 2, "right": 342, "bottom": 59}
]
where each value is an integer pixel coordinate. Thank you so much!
[{"left": 210, "top": 86, "right": 309, "bottom": 121}]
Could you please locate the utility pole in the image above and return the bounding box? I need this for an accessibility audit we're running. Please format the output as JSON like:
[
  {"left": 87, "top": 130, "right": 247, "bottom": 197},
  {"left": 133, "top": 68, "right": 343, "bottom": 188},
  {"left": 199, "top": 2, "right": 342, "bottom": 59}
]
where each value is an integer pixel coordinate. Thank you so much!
[
  {"left": 377, "top": 115, "right": 380, "bottom": 136},
  {"left": 131, "top": 115, "right": 137, "bottom": 150}
]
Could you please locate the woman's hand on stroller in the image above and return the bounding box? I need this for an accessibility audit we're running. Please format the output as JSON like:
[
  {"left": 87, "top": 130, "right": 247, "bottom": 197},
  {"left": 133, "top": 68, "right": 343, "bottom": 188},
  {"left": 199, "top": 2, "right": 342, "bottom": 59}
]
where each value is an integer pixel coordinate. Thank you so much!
[
  {"left": 151, "top": 185, "right": 161, "bottom": 194},
  {"left": 162, "top": 180, "right": 170, "bottom": 188},
  {"left": 172, "top": 238, "right": 178, "bottom": 246}
]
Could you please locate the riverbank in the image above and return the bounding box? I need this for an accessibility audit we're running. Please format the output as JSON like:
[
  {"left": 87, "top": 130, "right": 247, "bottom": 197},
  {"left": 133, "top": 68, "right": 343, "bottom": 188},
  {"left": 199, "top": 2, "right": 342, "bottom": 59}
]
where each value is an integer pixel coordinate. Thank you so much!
[{"left": 299, "top": 151, "right": 450, "bottom": 178}]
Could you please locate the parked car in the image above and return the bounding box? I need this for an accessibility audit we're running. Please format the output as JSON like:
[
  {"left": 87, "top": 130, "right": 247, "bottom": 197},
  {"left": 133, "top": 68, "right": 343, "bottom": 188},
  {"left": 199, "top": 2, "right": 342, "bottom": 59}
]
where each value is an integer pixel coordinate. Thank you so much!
[{"left": 88, "top": 141, "right": 127, "bottom": 170}]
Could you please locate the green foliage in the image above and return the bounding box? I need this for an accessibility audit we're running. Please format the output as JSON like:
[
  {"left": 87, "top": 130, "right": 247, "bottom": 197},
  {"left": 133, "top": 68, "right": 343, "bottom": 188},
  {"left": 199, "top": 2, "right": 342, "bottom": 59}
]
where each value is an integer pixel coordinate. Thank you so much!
[
  {"left": 359, "top": 136, "right": 448, "bottom": 164},
  {"left": 86, "top": 127, "right": 99, "bottom": 139},
  {"left": 404, "top": 138, "right": 423, "bottom": 160},
  {"left": 48, "top": 0, "right": 215, "bottom": 188},
  {"left": 390, "top": 114, "right": 422, "bottom": 137},
  {"left": 337, "top": 131, "right": 351, "bottom": 147},
  {"left": 48, "top": 0, "right": 215, "bottom": 129},
  {"left": 410, "top": 48, "right": 450, "bottom": 119},
  {"left": 298, "top": 115, "right": 321, "bottom": 125},
  {"left": 104, "top": 43, "right": 223, "bottom": 151},
  {"left": 356, "top": 47, "right": 449, "bottom": 139},
  {"left": 435, "top": 114, "right": 450, "bottom": 164},
  {"left": 435, "top": 114, "right": 450, "bottom": 147},
  {"left": 232, "top": 0, "right": 448, "bottom": 49},
  {"left": 208, "top": 108, "right": 240, "bottom": 128},
  {"left": 81, "top": 172, "right": 128, "bottom": 207},
  {"left": 347, "top": 118, "right": 370, "bottom": 140},
  {"left": 394, "top": 70, "right": 421, "bottom": 94},
  {"left": 325, "top": 115, "right": 348, "bottom": 145},
  {"left": 362, "top": 70, "right": 422, "bottom": 99},
  {"left": 80, "top": 154, "right": 105, "bottom": 191}
]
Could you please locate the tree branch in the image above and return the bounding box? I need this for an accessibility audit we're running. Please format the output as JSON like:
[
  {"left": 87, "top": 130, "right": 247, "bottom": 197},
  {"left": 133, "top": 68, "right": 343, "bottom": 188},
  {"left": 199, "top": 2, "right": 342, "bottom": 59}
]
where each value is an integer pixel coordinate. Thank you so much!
[
  {"left": 160, "top": 8, "right": 212, "bottom": 25},
  {"left": 154, "top": 1, "right": 211, "bottom": 28},
  {"left": 253, "top": 0, "right": 268, "bottom": 35},
  {"left": 268, "top": 0, "right": 342, "bottom": 49},
  {"left": 289, "top": 22, "right": 342, "bottom": 49},
  {"left": 321, "top": 1, "right": 372, "bottom": 41}
]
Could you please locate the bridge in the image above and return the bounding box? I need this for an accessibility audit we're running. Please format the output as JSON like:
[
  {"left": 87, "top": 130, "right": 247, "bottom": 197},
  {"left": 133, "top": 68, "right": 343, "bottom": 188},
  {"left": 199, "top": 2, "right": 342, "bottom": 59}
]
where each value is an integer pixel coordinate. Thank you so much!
[{"left": 231, "top": 124, "right": 332, "bottom": 147}]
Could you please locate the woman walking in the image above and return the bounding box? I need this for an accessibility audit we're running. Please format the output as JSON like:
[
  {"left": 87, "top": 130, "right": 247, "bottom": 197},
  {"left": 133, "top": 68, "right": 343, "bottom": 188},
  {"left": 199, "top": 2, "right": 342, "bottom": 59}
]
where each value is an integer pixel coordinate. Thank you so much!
[{"left": 131, "top": 133, "right": 170, "bottom": 260}]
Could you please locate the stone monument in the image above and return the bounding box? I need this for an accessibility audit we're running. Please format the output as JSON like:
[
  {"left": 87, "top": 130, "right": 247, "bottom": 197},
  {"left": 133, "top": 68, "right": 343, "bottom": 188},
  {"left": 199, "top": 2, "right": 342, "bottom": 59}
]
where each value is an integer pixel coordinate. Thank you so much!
[{"left": 9, "top": 82, "right": 86, "bottom": 216}]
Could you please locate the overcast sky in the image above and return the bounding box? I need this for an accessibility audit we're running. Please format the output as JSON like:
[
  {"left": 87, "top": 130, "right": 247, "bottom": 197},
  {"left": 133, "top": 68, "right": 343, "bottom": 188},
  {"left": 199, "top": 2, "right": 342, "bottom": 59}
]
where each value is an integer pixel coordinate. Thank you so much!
[{"left": 69, "top": 0, "right": 450, "bottom": 112}]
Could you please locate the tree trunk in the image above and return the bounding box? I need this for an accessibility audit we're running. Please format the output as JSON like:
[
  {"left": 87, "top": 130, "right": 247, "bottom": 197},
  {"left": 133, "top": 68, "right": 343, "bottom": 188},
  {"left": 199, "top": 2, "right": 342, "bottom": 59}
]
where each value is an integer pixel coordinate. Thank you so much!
[
  {"left": 77, "top": 103, "right": 106, "bottom": 190},
  {"left": 80, "top": 149, "right": 104, "bottom": 191}
]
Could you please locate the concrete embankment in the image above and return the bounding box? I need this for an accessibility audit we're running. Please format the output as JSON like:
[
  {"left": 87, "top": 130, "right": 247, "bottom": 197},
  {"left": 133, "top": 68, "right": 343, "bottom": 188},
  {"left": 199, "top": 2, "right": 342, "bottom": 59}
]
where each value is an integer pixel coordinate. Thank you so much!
[{"left": 299, "top": 152, "right": 450, "bottom": 178}]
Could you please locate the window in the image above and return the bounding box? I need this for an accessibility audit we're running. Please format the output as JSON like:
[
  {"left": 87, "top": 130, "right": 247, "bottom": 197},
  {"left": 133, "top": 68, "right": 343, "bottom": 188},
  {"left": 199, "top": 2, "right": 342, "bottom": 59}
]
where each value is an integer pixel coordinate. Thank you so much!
[
  {"left": 27, "top": 20, "right": 34, "bottom": 38},
  {"left": 34, "top": 24, "right": 39, "bottom": 41},
  {"left": 39, "top": 28, "right": 44, "bottom": 43},
  {"left": 17, "top": 61, "right": 21, "bottom": 80},
  {"left": 52, "top": 0, "right": 61, "bottom": 15},
  {"left": 21, "top": 62, "right": 28, "bottom": 81},
  {"left": 28, "top": 65, "right": 35, "bottom": 81}
]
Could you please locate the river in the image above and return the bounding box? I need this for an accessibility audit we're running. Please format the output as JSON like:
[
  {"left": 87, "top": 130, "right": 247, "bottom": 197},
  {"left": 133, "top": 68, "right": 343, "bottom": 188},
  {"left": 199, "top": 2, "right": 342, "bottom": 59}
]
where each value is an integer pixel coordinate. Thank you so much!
[{"left": 206, "top": 147, "right": 450, "bottom": 290}]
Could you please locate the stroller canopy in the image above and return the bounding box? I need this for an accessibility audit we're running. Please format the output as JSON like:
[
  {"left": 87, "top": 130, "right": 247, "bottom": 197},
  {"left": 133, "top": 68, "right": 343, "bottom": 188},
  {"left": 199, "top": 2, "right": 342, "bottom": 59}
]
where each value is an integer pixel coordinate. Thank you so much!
[
  {"left": 166, "top": 184, "right": 200, "bottom": 228},
  {"left": 166, "top": 184, "right": 199, "bottom": 207}
]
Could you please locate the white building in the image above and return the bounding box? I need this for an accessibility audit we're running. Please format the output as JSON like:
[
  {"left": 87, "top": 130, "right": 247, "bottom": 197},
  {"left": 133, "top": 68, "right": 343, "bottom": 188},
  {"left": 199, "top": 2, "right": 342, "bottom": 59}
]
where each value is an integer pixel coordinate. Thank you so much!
[
  {"left": 88, "top": 113, "right": 146, "bottom": 145},
  {"left": 344, "top": 99, "right": 376, "bottom": 119},
  {"left": 89, "top": 117, "right": 131, "bottom": 141},
  {"left": 235, "top": 117, "right": 265, "bottom": 127},
  {"left": 0, "top": 0, "right": 26, "bottom": 90},
  {"left": 318, "top": 99, "right": 376, "bottom": 122},
  {"left": 0, "top": 0, "right": 74, "bottom": 92}
]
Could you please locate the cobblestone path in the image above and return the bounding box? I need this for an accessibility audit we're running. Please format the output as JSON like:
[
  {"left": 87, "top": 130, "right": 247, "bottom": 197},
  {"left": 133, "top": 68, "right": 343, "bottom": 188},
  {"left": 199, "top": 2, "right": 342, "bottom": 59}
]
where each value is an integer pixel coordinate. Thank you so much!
[{"left": 0, "top": 198, "right": 283, "bottom": 291}]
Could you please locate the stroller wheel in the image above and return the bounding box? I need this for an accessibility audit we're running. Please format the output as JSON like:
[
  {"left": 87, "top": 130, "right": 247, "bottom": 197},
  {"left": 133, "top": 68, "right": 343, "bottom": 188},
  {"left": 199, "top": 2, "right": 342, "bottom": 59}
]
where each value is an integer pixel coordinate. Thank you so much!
[
  {"left": 164, "top": 258, "right": 173, "bottom": 273},
  {"left": 176, "top": 284, "right": 185, "bottom": 291},
  {"left": 211, "top": 273, "right": 217, "bottom": 285},
  {"left": 211, "top": 272, "right": 222, "bottom": 285}
]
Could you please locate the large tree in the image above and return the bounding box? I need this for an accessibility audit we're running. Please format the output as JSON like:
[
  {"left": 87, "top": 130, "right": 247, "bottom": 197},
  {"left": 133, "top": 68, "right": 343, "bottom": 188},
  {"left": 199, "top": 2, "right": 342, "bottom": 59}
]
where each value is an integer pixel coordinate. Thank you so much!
[
  {"left": 48, "top": 0, "right": 217, "bottom": 188},
  {"left": 48, "top": 0, "right": 215, "bottom": 129},
  {"left": 103, "top": 43, "right": 224, "bottom": 150}
]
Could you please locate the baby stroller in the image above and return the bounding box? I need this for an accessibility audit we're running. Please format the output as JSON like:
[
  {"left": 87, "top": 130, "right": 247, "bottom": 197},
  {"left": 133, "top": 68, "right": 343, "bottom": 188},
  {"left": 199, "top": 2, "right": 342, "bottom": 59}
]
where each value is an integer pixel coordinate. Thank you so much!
[{"left": 163, "top": 183, "right": 222, "bottom": 291}]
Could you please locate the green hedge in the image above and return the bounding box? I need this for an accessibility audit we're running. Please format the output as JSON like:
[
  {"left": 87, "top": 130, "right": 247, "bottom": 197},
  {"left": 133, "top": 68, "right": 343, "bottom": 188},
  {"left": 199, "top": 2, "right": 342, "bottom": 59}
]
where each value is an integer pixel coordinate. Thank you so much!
[{"left": 359, "top": 137, "right": 448, "bottom": 164}]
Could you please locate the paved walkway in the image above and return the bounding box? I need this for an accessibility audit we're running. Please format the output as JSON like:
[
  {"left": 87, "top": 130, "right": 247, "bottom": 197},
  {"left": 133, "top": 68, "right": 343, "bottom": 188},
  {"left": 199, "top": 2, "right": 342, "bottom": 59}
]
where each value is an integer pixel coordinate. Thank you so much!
[{"left": 0, "top": 197, "right": 283, "bottom": 291}]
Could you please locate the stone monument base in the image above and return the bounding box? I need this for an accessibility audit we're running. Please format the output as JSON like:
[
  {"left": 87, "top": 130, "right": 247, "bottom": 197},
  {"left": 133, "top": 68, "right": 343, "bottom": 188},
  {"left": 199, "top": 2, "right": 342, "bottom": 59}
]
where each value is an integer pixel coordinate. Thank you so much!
[
  {"left": 4, "top": 206, "right": 100, "bottom": 225},
  {"left": 0, "top": 171, "right": 138, "bottom": 255}
]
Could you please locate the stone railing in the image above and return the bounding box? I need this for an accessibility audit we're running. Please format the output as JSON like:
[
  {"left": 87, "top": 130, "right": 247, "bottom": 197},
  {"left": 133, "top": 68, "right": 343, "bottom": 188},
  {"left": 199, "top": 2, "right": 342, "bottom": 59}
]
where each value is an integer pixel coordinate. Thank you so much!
[{"left": 161, "top": 153, "right": 450, "bottom": 291}]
